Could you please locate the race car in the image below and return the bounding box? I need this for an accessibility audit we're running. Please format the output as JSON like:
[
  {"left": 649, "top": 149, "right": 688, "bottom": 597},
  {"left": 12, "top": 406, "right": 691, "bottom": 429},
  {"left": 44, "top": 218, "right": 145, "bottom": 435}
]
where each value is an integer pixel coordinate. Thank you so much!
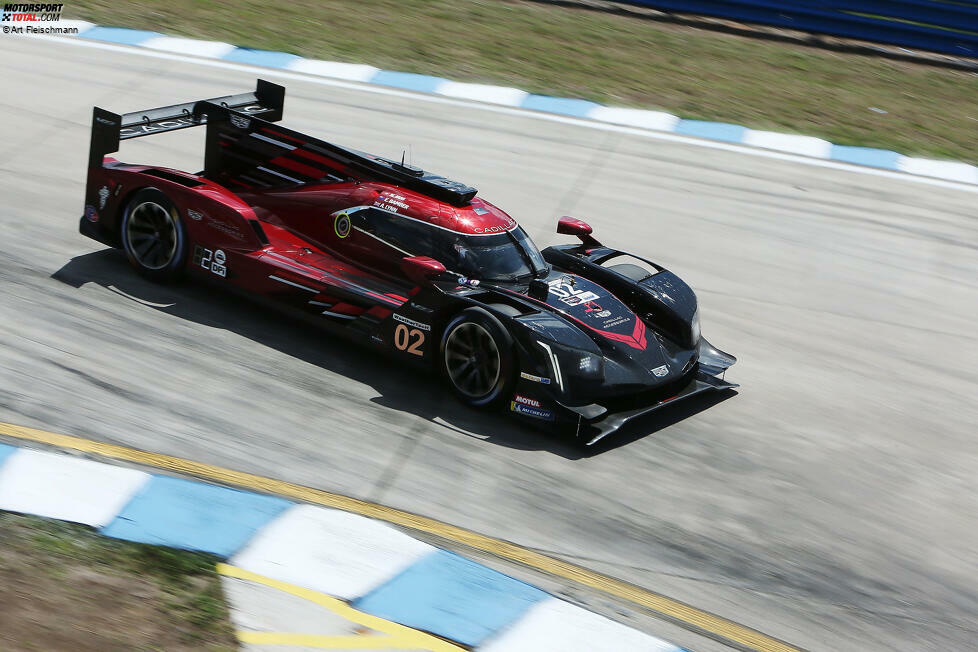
[{"left": 79, "top": 80, "right": 736, "bottom": 445}]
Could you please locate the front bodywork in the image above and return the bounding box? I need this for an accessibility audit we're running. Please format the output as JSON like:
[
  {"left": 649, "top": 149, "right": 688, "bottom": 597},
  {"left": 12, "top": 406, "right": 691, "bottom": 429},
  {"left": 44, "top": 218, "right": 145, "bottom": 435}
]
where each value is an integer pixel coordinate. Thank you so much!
[{"left": 446, "top": 246, "right": 737, "bottom": 445}]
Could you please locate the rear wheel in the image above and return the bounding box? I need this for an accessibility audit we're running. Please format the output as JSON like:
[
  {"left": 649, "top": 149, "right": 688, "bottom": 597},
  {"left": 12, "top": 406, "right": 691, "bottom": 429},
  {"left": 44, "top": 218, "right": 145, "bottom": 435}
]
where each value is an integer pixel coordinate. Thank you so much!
[
  {"left": 440, "top": 308, "right": 515, "bottom": 407},
  {"left": 121, "top": 188, "right": 187, "bottom": 282}
]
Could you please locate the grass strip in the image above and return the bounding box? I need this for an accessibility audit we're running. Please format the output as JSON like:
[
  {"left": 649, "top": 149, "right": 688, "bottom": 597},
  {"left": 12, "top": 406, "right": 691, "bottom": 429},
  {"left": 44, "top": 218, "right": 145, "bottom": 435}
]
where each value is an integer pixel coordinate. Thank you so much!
[
  {"left": 0, "top": 512, "right": 236, "bottom": 651},
  {"left": 66, "top": 0, "right": 978, "bottom": 163}
]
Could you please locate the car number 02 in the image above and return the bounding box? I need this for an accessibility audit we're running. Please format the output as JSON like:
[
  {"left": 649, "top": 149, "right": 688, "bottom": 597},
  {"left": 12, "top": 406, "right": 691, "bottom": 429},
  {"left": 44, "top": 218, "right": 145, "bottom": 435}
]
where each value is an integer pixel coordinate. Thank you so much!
[{"left": 394, "top": 323, "right": 424, "bottom": 356}]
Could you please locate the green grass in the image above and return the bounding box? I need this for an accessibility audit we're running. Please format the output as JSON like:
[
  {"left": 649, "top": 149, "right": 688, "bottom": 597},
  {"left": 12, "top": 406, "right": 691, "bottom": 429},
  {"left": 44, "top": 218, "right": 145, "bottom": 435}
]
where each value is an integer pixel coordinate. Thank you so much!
[
  {"left": 66, "top": 0, "right": 978, "bottom": 163},
  {"left": 0, "top": 512, "right": 236, "bottom": 650}
]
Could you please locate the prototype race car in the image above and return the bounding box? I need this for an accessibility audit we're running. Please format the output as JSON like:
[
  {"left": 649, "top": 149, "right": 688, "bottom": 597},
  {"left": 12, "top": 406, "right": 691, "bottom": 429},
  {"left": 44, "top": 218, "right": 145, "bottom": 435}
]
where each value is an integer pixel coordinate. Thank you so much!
[{"left": 79, "top": 80, "right": 736, "bottom": 445}]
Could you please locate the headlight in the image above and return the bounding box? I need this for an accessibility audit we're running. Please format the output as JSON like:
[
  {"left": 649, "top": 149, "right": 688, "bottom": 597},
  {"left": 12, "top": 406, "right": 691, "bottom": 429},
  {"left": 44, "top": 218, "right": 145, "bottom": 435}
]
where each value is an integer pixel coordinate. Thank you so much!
[
  {"left": 538, "top": 340, "right": 604, "bottom": 389},
  {"left": 690, "top": 307, "right": 701, "bottom": 345},
  {"left": 578, "top": 353, "right": 603, "bottom": 375}
]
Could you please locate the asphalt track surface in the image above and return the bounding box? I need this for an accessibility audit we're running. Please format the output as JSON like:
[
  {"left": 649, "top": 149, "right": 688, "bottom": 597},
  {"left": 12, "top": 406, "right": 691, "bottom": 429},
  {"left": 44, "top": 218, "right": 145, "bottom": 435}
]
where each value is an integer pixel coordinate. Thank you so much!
[{"left": 1, "top": 35, "right": 977, "bottom": 652}]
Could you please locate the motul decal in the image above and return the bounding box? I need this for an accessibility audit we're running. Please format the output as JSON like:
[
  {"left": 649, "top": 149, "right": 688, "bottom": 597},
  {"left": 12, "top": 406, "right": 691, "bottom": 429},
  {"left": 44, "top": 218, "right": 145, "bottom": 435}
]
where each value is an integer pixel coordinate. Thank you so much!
[{"left": 513, "top": 394, "right": 541, "bottom": 408}]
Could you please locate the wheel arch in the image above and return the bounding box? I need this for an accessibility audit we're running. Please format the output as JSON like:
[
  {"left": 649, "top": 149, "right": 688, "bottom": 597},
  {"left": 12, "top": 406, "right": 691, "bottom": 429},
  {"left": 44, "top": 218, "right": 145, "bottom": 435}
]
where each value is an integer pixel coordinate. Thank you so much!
[{"left": 438, "top": 305, "right": 518, "bottom": 407}]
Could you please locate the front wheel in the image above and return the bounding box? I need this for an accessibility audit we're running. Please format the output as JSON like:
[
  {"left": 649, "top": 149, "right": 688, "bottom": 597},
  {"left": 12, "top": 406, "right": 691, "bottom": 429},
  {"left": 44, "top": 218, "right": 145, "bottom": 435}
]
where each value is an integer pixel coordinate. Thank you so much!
[
  {"left": 440, "top": 308, "right": 515, "bottom": 407},
  {"left": 120, "top": 188, "right": 188, "bottom": 282}
]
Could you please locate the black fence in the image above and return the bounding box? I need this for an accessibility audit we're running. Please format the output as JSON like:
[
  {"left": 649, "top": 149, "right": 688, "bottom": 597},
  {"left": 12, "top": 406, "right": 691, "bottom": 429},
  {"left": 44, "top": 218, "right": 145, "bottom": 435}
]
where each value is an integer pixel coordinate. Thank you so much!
[{"left": 621, "top": 1, "right": 978, "bottom": 56}]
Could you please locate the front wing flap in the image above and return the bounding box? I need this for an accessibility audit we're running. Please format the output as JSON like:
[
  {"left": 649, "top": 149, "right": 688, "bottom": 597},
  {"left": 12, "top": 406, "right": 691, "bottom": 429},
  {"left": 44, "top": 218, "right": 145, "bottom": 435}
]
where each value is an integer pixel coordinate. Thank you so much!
[
  {"left": 575, "top": 371, "right": 737, "bottom": 446},
  {"left": 504, "top": 336, "right": 737, "bottom": 446}
]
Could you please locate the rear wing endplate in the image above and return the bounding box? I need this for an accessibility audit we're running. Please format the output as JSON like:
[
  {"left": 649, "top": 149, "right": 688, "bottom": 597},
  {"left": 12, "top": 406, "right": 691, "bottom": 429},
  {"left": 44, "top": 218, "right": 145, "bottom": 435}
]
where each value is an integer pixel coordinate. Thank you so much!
[{"left": 88, "top": 79, "right": 284, "bottom": 167}]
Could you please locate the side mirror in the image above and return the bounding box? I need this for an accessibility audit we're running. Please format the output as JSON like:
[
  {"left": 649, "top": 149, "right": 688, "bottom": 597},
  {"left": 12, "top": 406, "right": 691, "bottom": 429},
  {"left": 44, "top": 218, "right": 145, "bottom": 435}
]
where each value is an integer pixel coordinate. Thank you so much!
[
  {"left": 557, "top": 216, "right": 600, "bottom": 246},
  {"left": 401, "top": 255, "right": 446, "bottom": 286}
]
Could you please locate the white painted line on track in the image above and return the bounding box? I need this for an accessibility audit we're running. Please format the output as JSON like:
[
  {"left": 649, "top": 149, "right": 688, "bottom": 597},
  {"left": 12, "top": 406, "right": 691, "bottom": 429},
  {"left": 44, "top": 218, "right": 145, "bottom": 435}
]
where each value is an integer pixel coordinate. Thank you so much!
[{"left": 15, "top": 33, "right": 978, "bottom": 195}]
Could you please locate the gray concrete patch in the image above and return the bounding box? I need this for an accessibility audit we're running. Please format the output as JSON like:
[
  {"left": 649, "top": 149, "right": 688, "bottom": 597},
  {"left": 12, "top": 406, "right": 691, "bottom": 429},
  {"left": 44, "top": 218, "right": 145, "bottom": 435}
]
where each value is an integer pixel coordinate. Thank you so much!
[
  {"left": 223, "top": 576, "right": 352, "bottom": 636},
  {"left": 221, "top": 574, "right": 437, "bottom": 652}
]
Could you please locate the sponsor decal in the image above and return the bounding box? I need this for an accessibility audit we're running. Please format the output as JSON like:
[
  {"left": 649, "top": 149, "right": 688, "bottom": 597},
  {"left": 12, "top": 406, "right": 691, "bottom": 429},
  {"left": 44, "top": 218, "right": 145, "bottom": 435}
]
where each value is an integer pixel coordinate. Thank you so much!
[
  {"left": 473, "top": 207, "right": 489, "bottom": 215},
  {"left": 120, "top": 116, "right": 195, "bottom": 138},
  {"left": 193, "top": 245, "right": 228, "bottom": 278},
  {"left": 652, "top": 364, "right": 669, "bottom": 377},
  {"left": 602, "top": 315, "right": 630, "bottom": 328},
  {"left": 333, "top": 211, "right": 351, "bottom": 238},
  {"left": 473, "top": 224, "right": 513, "bottom": 234},
  {"left": 187, "top": 209, "right": 204, "bottom": 221},
  {"left": 513, "top": 394, "right": 541, "bottom": 408},
  {"left": 229, "top": 113, "right": 250, "bottom": 130},
  {"left": 520, "top": 371, "right": 552, "bottom": 385},
  {"left": 205, "top": 217, "right": 246, "bottom": 241},
  {"left": 583, "top": 301, "right": 609, "bottom": 319},
  {"left": 95, "top": 116, "right": 116, "bottom": 126},
  {"left": 392, "top": 313, "right": 431, "bottom": 332},
  {"left": 548, "top": 278, "right": 599, "bottom": 306},
  {"left": 84, "top": 204, "right": 97, "bottom": 223},
  {"left": 510, "top": 401, "right": 554, "bottom": 421},
  {"left": 457, "top": 276, "right": 480, "bottom": 287}
]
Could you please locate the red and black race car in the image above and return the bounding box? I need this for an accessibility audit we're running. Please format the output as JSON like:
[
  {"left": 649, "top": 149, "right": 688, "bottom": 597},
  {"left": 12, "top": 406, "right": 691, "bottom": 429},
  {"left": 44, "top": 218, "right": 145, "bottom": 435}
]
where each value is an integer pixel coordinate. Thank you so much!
[{"left": 80, "top": 80, "right": 736, "bottom": 445}]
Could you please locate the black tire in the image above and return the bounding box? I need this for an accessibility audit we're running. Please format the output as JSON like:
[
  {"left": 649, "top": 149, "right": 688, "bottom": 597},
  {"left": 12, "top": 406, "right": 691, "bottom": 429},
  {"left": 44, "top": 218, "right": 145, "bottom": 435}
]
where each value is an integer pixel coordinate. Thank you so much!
[
  {"left": 440, "top": 307, "right": 516, "bottom": 407},
  {"left": 120, "top": 188, "right": 188, "bottom": 282},
  {"left": 607, "top": 262, "right": 651, "bottom": 282}
]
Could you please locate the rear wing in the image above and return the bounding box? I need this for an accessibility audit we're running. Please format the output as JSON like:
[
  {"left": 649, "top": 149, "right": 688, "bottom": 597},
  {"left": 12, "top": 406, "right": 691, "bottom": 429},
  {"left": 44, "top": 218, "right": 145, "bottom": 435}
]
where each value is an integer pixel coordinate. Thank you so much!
[
  {"left": 87, "top": 79, "right": 477, "bottom": 207},
  {"left": 192, "top": 100, "right": 477, "bottom": 206},
  {"left": 88, "top": 79, "right": 285, "bottom": 167}
]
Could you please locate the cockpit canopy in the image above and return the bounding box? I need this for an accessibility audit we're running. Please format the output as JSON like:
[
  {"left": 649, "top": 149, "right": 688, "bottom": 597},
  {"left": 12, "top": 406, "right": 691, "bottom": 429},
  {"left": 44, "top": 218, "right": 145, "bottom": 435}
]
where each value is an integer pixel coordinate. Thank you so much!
[{"left": 349, "top": 206, "right": 548, "bottom": 282}]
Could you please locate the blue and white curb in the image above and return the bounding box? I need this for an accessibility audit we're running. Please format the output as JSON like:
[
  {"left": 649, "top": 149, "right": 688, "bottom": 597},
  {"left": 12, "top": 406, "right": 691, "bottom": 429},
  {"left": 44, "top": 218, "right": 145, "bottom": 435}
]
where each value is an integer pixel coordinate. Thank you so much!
[
  {"left": 0, "top": 442, "right": 685, "bottom": 651},
  {"left": 24, "top": 19, "right": 978, "bottom": 186}
]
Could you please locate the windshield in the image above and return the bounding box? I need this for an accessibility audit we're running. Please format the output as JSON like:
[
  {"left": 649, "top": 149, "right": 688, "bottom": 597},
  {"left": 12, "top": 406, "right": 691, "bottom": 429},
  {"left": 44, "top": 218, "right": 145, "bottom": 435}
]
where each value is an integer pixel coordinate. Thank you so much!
[
  {"left": 431, "top": 227, "right": 548, "bottom": 282},
  {"left": 356, "top": 207, "right": 549, "bottom": 282}
]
